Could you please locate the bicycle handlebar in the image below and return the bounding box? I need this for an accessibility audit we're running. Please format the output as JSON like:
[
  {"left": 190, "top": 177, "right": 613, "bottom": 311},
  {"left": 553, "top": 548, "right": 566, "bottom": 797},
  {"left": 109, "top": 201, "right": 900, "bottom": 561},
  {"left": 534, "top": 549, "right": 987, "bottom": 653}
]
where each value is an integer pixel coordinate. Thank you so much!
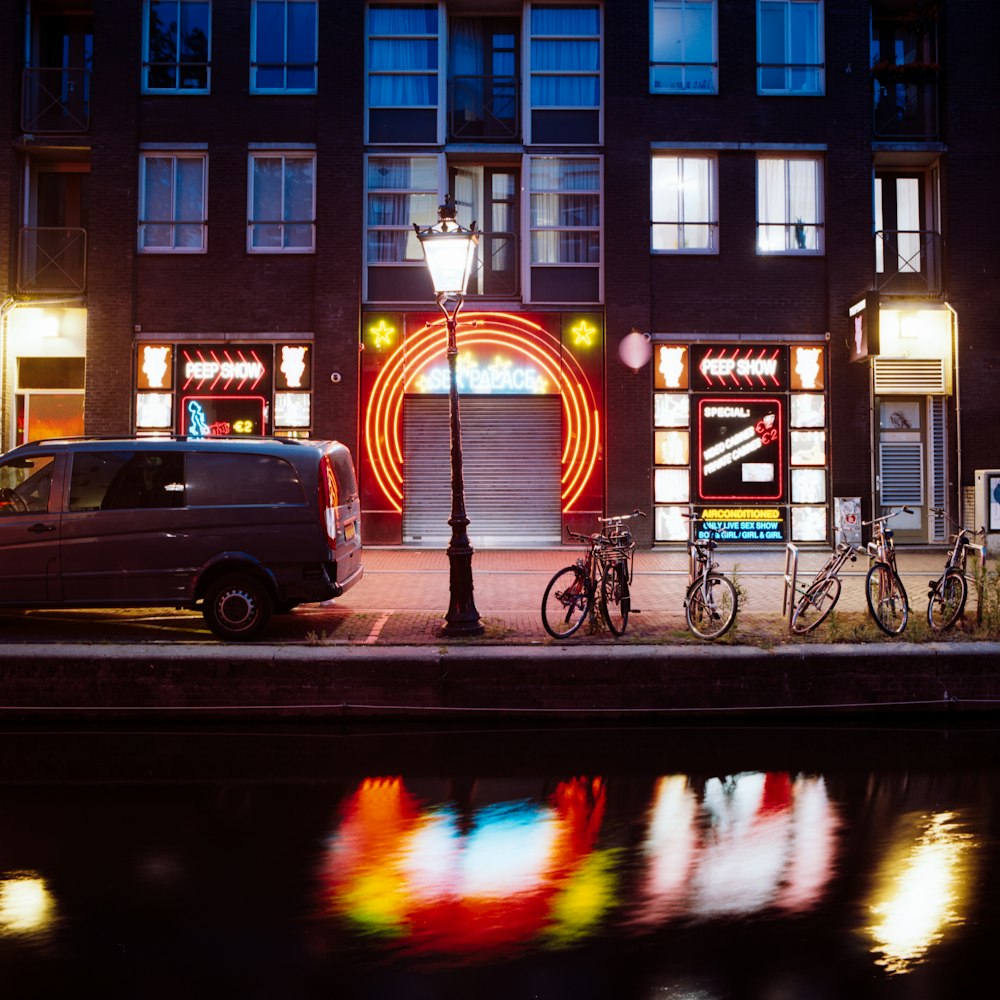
[
  {"left": 928, "top": 507, "right": 986, "bottom": 539},
  {"left": 598, "top": 508, "right": 646, "bottom": 524},
  {"left": 862, "top": 506, "right": 913, "bottom": 527}
]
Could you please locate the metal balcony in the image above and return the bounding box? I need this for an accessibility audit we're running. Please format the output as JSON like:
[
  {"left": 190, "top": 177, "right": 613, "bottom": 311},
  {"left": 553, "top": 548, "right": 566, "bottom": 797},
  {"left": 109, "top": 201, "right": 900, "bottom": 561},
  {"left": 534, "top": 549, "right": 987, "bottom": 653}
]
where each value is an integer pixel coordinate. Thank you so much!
[
  {"left": 873, "top": 76, "right": 939, "bottom": 140},
  {"left": 17, "top": 227, "right": 88, "bottom": 294},
  {"left": 448, "top": 75, "right": 519, "bottom": 141},
  {"left": 21, "top": 67, "right": 91, "bottom": 133},
  {"left": 874, "top": 230, "right": 943, "bottom": 295}
]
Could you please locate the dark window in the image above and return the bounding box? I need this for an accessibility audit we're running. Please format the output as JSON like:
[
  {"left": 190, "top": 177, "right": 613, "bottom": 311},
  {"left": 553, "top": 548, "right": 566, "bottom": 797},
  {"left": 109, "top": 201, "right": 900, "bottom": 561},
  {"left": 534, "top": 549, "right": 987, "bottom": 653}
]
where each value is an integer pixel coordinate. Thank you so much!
[
  {"left": 70, "top": 451, "right": 185, "bottom": 511},
  {"left": 185, "top": 452, "right": 304, "bottom": 506},
  {"left": 18, "top": 357, "right": 86, "bottom": 390}
]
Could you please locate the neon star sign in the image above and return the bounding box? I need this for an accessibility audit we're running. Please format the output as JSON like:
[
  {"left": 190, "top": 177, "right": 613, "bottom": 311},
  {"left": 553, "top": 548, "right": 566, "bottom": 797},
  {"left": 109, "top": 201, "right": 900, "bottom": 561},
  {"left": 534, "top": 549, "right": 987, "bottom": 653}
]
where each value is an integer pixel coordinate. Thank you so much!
[
  {"left": 571, "top": 320, "right": 598, "bottom": 347},
  {"left": 369, "top": 319, "right": 396, "bottom": 350}
]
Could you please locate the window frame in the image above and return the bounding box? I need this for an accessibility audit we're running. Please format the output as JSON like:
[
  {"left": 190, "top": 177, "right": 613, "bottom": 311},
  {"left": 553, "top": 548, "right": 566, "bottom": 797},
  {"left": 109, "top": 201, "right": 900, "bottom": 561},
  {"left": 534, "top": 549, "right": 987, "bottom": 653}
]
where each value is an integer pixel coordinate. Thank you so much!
[
  {"left": 141, "top": 0, "right": 212, "bottom": 95},
  {"left": 364, "top": 153, "right": 443, "bottom": 268},
  {"left": 755, "top": 154, "right": 824, "bottom": 255},
  {"left": 250, "top": 0, "right": 318, "bottom": 94},
  {"left": 247, "top": 149, "right": 317, "bottom": 254},
  {"left": 138, "top": 150, "right": 209, "bottom": 254},
  {"left": 526, "top": 153, "right": 602, "bottom": 268},
  {"left": 651, "top": 151, "right": 719, "bottom": 254},
  {"left": 365, "top": 2, "right": 442, "bottom": 143},
  {"left": 756, "top": 0, "right": 824, "bottom": 96},
  {"left": 650, "top": 0, "right": 718, "bottom": 95}
]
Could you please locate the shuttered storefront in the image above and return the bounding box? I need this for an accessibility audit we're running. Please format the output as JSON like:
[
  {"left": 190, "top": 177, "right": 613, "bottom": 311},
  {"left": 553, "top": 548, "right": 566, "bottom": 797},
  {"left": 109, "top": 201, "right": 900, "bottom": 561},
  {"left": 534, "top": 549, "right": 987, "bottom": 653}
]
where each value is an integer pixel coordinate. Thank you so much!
[{"left": 403, "top": 395, "right": 563, "bottom": 546}]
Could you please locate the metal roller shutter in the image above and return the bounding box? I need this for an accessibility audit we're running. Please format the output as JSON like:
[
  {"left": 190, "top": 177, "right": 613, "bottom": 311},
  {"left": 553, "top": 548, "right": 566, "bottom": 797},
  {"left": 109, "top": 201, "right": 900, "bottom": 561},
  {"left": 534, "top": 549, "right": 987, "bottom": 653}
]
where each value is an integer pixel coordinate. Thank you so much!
[{"left": 403, "top": 395, "right": 563, "bottom": 546}]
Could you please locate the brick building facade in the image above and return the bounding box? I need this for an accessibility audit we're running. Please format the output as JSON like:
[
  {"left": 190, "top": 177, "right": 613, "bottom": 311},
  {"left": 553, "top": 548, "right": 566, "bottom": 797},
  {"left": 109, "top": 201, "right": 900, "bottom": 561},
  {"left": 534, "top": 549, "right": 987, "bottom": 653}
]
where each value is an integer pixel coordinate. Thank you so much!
[{"left": 2, "top": 0, "right": 998, "bottom": 548}]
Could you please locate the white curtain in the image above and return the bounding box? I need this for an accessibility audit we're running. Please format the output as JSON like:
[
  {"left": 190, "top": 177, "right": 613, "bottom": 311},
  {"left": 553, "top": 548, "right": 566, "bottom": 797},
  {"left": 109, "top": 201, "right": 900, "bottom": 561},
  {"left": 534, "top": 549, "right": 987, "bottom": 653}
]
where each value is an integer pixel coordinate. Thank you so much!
[
  {"left": 368, "top": 6, "right": 438, "bottom": 107},
  {"left": 530, "top": 6, "right": 600, "bottom": 107},
  {"left": 896, "top": 177, "right": 921, "bottom": 272}
]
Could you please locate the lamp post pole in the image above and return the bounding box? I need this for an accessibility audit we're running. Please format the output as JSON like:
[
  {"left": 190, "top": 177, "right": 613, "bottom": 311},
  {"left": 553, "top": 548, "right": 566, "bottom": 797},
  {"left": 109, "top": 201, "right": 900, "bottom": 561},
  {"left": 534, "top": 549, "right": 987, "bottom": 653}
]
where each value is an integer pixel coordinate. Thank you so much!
[{"left": 415, "top": 197, "right": 484, "bottom": 637}]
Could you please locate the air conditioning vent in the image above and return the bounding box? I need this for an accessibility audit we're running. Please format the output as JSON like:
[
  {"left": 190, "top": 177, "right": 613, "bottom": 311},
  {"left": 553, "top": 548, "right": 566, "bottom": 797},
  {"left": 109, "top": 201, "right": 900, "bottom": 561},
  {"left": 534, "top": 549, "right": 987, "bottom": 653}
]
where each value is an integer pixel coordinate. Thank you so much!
[{"left": 874, "top": 358, "right": 945, "bottom": 394}]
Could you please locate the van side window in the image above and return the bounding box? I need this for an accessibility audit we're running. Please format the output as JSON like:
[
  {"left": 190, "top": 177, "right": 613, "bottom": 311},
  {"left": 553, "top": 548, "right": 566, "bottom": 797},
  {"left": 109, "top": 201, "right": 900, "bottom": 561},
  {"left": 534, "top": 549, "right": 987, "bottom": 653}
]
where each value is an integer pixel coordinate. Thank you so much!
[
  {"left": 0, "top": 454, "right": 56, "bottom": 515},
  {"left": 185, "top": 453, "right": 305, "bottom": 506},
  {"left": 70, "top": 451, "right": 186, "bottom": 511}
]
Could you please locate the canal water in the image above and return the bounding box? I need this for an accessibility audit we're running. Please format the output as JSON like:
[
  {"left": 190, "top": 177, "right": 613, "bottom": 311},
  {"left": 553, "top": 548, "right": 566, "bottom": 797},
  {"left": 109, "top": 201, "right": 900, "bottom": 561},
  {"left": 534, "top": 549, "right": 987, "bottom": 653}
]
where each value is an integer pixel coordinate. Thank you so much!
[{"left": 0, "top": 721, "right": 997, "bottom": 998}]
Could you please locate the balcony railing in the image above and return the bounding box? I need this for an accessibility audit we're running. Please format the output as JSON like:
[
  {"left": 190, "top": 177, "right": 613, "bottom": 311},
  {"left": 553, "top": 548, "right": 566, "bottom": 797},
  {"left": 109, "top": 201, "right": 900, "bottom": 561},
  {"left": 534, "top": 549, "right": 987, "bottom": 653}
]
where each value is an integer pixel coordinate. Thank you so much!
[
  {"left": 872, "top": 75, "right": 939, "bottom": 140},
  {"left": 468, "top": 232, "right": 519, "bottom": 297},
  {"left": 875, "top": 229, "right": 943, "bottom": 295},
  {"left": 448, "top": 75, "right": 519, "bottom": 141},
  {"left": 18, "top": 227, "right": 88, "bottom": 293},
  {"left": 21, "top": 67, "right": 91, "bottom": 133}
]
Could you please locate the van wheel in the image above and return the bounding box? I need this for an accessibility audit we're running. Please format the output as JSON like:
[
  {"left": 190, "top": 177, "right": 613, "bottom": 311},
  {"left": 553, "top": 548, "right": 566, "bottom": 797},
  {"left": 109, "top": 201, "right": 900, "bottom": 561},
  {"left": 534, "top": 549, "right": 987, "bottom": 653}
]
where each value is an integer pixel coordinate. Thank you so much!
[{"left": 203, "top": 574, "right": 272, "bottom": 641}]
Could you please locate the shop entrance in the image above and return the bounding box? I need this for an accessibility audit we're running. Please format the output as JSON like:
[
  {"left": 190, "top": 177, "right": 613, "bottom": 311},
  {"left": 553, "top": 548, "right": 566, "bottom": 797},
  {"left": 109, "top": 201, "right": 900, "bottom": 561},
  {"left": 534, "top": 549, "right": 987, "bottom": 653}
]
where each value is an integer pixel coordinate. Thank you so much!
[
  {"left": 875, "top": 396, "right": 947, "bottom": 542},
  {"left": 402, "top": 395, "right": 562, "bottom": 547}
]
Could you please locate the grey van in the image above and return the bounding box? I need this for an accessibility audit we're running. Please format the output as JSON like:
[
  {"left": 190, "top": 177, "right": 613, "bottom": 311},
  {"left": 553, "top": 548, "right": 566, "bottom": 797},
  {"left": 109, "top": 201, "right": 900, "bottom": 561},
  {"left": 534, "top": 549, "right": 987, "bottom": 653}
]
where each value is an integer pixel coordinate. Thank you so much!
[{"left": 0, "top": 437, "right": 362, "bottom": 640}]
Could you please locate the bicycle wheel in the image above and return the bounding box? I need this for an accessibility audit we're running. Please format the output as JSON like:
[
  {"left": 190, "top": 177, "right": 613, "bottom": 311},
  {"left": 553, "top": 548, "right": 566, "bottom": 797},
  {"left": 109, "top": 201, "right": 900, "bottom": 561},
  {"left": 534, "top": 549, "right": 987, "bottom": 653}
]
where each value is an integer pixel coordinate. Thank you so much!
[
  {"left": 542, "top": 566, "right": 592, "bottom": 639},
  {"left": 866, "top": 562, "right": 909, "bottom": 636},
  {"left": 791, "top": 575, "right": 842, "bottom": 634},
  {"left": 600, "top": 560, "right": 630, "bottom": 636},
  {"left": 927, "top": 568, "right": 967, "bottom": 632},
  {"left": 685, "top": 574, "right": 738, "bottom": 640}
]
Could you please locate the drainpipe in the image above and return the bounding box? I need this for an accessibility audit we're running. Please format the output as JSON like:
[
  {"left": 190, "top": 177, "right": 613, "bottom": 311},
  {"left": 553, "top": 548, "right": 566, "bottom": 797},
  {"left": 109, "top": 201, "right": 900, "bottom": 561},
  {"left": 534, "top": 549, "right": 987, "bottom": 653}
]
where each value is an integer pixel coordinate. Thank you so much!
[{"left": 945, "top": 301, "right": 962, "bottom": 524}]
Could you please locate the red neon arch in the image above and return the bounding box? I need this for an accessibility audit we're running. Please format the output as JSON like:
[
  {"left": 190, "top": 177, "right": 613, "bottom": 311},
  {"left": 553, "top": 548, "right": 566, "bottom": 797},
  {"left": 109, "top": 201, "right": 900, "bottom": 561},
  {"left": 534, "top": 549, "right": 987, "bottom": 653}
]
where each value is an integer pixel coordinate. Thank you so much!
[{"left": 365, "top": 312, "right": 599, "bottom": 514}]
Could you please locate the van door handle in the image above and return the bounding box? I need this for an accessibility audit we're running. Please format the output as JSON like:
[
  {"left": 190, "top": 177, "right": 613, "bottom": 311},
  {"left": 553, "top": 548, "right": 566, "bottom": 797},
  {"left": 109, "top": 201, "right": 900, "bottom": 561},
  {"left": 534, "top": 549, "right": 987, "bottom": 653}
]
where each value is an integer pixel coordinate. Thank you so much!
[{"left": 28, "top": 523, "right": 56, "bottom": 534}]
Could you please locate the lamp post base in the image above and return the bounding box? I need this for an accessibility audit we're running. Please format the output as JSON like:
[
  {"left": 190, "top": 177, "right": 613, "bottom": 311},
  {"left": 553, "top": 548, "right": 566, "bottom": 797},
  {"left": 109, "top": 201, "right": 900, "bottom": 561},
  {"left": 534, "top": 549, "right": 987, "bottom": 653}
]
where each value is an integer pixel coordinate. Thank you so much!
[{"left": 442, "top": 534, "right": 484, "bottom": 637}]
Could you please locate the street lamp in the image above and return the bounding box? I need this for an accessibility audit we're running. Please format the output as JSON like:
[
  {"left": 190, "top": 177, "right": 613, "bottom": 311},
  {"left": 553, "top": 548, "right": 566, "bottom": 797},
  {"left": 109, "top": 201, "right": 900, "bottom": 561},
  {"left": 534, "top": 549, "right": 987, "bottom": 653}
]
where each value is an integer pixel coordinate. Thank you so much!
[{"left": 414, "top": 194, "right": 484, "bottom": 637}]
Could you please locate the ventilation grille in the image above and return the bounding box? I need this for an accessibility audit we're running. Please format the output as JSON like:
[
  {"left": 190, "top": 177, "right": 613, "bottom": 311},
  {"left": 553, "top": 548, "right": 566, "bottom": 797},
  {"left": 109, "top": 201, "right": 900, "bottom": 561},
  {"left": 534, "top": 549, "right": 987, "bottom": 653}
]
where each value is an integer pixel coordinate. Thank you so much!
[
  {"left": 879, "top": 442, "right": 924, "bottom": 505},
  {"left": 873, "top": 358, "right": 946, "bottom": 394}
]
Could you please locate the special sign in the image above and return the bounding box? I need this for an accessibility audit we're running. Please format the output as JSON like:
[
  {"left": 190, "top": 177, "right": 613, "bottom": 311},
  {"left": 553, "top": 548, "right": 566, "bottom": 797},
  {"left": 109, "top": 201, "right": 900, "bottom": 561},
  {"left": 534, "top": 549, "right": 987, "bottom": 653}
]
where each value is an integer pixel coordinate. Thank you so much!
[
  {"left": 698, "top": 398, "right": 784, "bottom": 501},
  {"left": 690, "top": 346, "right": 787, "bottom": 391}
]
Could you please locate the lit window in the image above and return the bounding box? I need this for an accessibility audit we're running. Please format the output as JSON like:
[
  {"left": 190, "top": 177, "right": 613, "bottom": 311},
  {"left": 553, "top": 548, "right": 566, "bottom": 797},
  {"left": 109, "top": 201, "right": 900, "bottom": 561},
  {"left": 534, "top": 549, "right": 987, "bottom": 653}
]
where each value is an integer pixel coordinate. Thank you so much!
[
  {"left": 650, "top": 0, "right": 717, "bottom": 94},
  {"left": 757, "top": 156, "right": 823, "bottom": 254},
  {"left": 275, "top": 392, "right": 311, "bottom": 428},
  {"left": 655, "top": 468, "right": 690, "bottom": 503},
  {"left": 654, "top": 346, "right": 689, "bottom": 389},
  {"left": 654, "top": 393, "right": 689, "bottom": 427},
  {"left": 136, "top": 393, "right": 173, "bottom": 429},
  {"left": 757, "top": 0, "right": 824, "bottom": 95},
  {"left": 655, "top": 505, "right": 690, "bottom": 542},
  {"left": 366, "top": 156, "right": 439, "bottom": 263},
  {"left": 251, "top": 0, "right": 317, "bottom": 93},
  {"left": 792, "top": 505, "right": 827, "bottom": 541},
  {"left": 790, "top": 429, "right": 826, "bottom": 465},
  {"left": 529, "top": 156, "right": 600, "bottom": 264},
  {"left": 139, "top": 153, "right": 207, "bottom": 253},
  {"left": 792, "top": 467, "right": 826, "bottom": 502},
  {"left": 247, "top": 151, "right": 316, "bottom": 253},
  {"left": 652, "top": 154, "right": 718, "bottom": 252},
  {"left": 790, "top": 393, "right": 825, "bottom": 428},
  {"left": 142, "top": 0, "right": 211, "bottom": 93},
  {"left": 655, "top": 430, "right": 690, "bottom": 465}
]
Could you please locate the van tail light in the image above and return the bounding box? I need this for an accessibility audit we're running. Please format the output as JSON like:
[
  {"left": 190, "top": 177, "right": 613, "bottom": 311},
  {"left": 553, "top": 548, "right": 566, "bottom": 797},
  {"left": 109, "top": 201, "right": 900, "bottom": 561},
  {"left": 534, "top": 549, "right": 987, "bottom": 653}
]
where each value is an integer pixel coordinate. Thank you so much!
[{"left": 319, "top": 455, "right": 339, "bottom": 549}]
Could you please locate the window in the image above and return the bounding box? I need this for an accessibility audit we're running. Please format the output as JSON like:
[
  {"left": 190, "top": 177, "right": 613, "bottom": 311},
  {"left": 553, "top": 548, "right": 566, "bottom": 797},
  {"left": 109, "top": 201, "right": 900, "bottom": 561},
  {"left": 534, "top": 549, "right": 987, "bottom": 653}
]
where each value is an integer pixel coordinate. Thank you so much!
[
  {"left": 248, "top": 151, "right": 316, "bottom": 253},
  {"left": 529, "top": 157, "right": 600, "bottom": 265},
  {"left": 529, "top": 4, "right": 600, "bottom": 108},
  {"left": 69, "top": 452, "right": 185, "bottom": 512},
  {"left": 650, "top": 0, "right": 717, "bottom": 94},
  {"left": 756, "top": 155, "right": 823, "bottom": 253},
  {"left": 757, "top": 0, "right": 823, "bottom": 95},
  {"left": 251, "top": 0, "right": 317, "bottom": 93},
  {"left": 143, "top": 0, "right": 211, "bottom": 93},
  {"left": 651, "top": 153, "right": 718, "bottom": 252},
  {"left": 139, "top": 152, "right": 208, "bottom": 253},
  {"left": 366, "top": 3, "right": 439, "bottom": 142},
  {"left": 366, "top": 156, "right": 439, "bottom": 263},
  {"left": 0, "top": 455, "right": 55, "bottom": 515}
]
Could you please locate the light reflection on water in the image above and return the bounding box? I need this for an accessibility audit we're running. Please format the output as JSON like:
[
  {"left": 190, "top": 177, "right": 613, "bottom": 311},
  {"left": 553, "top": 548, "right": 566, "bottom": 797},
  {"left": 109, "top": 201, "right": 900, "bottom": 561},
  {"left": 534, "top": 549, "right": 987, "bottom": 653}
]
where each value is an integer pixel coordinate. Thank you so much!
[{"left": 0, "top": 724, "right": 996, "bottom": 996}]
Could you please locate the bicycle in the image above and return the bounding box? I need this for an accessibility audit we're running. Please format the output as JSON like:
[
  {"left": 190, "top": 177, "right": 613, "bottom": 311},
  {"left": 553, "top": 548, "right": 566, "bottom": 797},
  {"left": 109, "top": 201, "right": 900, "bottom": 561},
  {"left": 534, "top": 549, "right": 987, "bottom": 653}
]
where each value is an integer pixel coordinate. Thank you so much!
[
  {"left": 683, "top": 515, "right": 738, "bottom": 640},
  {"left": 789, "top": 541, "right": 860, "bottom": 634},
  {"left": 926, "top": 508, "right": 984, "bottom": 632},
  {"left": 864, "top": 506, "right": 912, "bottom": 636},
  {"left": 541, "top": 510, "right": 645, "bottom": 639}
]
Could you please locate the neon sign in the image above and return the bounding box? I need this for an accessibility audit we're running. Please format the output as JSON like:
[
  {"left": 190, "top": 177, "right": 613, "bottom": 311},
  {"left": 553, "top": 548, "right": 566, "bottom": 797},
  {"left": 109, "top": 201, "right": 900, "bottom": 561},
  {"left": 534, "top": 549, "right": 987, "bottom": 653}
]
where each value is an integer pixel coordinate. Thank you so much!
[
  {"left": 691, "top": 346, "right": 786, "bottom": 391},
  {"left": 698, "top": 397, "right": 784, "bottom": 501},
  {"left": 180, "top": 348, "right": 267, "bottom": 391},
  {"left": 181, "top": 396, "right": 266, "bottom": 438},
  {"left": 696, "top": 506, "right": 786, "bottom": 543},
  {"left": 414, "top": 353, "right": 551, "bottom": 395}
]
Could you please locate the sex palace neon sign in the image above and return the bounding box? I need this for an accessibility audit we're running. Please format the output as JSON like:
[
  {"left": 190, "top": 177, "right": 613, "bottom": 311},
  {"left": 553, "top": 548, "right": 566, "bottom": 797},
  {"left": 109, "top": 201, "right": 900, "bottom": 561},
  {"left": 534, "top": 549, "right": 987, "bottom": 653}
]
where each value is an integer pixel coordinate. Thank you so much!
[
  {"left": 413, "top": 352, "right": 554, "bottom": 395},
  {"left": 698, "top": 397, "right": 784, "bottom": 501}
]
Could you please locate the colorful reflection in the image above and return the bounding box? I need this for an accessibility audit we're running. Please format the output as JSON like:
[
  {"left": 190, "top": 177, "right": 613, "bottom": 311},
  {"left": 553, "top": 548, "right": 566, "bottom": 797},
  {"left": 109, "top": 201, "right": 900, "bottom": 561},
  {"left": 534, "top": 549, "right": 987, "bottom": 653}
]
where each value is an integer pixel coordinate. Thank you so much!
[
  {"left": 635, "top": 772, "right": 839, "bottom": 924},
  {"left": 0, "top": 873, "right": 57, "bottom": 938},
  {"left": 867, "top": 811, "right": 977, "bottom": 974},
  {"left": 320, "top": 776, "right": 609, "bottom": 955}
]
